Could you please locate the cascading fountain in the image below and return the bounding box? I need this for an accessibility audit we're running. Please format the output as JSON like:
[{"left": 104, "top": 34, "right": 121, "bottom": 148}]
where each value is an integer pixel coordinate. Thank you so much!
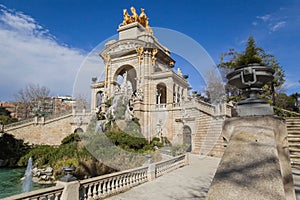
[{"left": 22, "top": 157, "right": 33, "bottom": 193}]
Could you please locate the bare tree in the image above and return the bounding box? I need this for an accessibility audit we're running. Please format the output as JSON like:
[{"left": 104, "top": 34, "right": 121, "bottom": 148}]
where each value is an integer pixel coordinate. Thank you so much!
[
  {"left": 15, "top": 83, "right": 50, "bottom": 119},
  {"left": 205, "top": 67, "right": 226, "bottom": 104},
  {"left": 73, "top": 94, "right": 88, "bottom": 112}
]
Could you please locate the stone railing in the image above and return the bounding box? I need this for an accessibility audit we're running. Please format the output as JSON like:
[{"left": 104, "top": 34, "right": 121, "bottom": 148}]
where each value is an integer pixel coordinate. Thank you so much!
[
  {"left": 44, "top": 111, "right": 73, "bottom": 122},
  {"left": 80, "top": 165, "right": 148, "bottom": 199},
  {"left": 173, "top": 102, "right": 181, "bottom": 107},
  {"left": 3, "top": 117, "right": 35, "bottom": 129},
  {"left": 1, "top": 185, "right": 64, "bottom": 200},
  {"left": 3, "top": 111, "right": 73, "bottom": 130},
  {"left": 155, "top": 103, "right": 167, "bottom": 110},
  {"left": 155, "top": 154, "right": 186, "bottom": 178},
  {"left": 4, "top": 154, "right": 188, "bottom": 200},
  {"left": 274, "top": 106, "right": 300, "bottom": 118},
  {"left": 79, "top": 154, "right": 187, "bottom": 199}
]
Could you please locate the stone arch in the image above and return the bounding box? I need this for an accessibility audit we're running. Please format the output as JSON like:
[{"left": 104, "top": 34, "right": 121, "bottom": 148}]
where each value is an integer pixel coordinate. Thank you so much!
[
  {"left": 113, "top": 65, "right": 137, "bottom": 92},
  {"left": 96, "top": 91, "right": 103, "bottom": 107},
  {"left": 183, "top": 125, "right": 192, "bottom": 152},
  {"left": 156, "top": 83, "right": 167, "bottom": 104},
  {"left": 74, "top": 128, "right": 84, "bottom": 133}
]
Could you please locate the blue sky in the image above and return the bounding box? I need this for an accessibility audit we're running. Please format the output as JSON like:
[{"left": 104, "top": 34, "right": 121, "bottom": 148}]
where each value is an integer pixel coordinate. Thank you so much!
[{"left": 0, "top": 0, "right": 299, "bottom": 101}]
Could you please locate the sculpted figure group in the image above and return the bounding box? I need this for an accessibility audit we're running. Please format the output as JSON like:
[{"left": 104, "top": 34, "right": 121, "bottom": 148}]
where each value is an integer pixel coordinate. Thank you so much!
[{"left": 122, "top": 7, "right": 153, "bottom": 33}]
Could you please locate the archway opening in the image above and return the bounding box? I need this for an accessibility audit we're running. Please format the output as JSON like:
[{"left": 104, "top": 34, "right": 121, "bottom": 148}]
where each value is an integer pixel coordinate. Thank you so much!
[
  {"left": 113, "top": 65, "right": 137, "bottom": 93},
  {"left": 96, "top": 91, "right": 102, "bottom": 107},
  {"left": 156, "top": 83, "right": 167, "bottom": 104},
  {"left": 183, "top": 125, "right": 192, "bottom": 152},
  {"left": 74, "top": 128, "right": 84, "bottom": 134}
]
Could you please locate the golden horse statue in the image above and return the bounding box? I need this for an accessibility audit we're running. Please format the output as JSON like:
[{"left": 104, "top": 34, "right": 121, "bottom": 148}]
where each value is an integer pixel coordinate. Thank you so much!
[
  {"left": 130, "top": 6, "right": 139, "bottom": 22},
  {"left": 122, "top": 9, "right": 132, "bottom": 25},
  {"left": 122, "top": 7, "right": 153, "bottom": 33}
]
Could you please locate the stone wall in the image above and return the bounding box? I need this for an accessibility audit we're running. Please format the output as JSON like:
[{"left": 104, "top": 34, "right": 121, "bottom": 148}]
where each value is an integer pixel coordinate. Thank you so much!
[{"left": 5, "top": 115, "right": 73, "bottom": 145}]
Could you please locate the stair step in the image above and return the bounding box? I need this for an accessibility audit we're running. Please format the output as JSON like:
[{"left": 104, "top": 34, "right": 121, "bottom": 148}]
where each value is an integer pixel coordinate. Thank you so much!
[
  {"left": 289, "top": 149, "right": 300, "bottom": 153},
  {"left": 288, "top": 138, "right": 300, "bottom": 142},
  {"left": 287, "top": 127, "right": 300, "bottom": 130},
  {"left": 289, "top": 144, "right": 300, "bottom": 148},
  {"left": 290, "top": 155, "right": 300, "bottom": 158},
  {"left": 288, "top": 132, "right": 300, "bottom": 135},
  {"left": 287, "top": 135, "right": 300, "bottom": 139}
]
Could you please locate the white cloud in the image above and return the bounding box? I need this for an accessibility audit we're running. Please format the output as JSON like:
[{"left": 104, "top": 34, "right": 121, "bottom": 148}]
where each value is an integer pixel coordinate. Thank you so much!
[
  {"left": 255, "top": 12, "right": 289, "bottom": 33},
  {"left": 271, "top": 21, "right": 286, "bottom": 32},
  {"left": 0, "top": 5, "right": 88, "bottom": 101},
  {"left": 257, "top": 14, "right": 271, "bottom": 22}
]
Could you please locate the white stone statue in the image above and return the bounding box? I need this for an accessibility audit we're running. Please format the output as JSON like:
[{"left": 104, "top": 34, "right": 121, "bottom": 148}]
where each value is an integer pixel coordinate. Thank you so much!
[
  {"left": 136, "top": 88, "right": 144, "bottom": 100},
  {"left": 177, "top": 68, "right": 182, "bottom": 76}
]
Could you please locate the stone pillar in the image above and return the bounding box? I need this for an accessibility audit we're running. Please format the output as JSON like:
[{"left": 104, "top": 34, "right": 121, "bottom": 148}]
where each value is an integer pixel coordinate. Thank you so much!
[
  {"left": 56, "top": 181, "right": 80, "bottom": 200},
  {"left": 147, "top": 163, "right": 156, "bottom": 181},
  {"left": 206, "top": 116, "right": 296, "bottom": 200},
  {"left": 184, "top": 153, "right": 190, "bottom": 166},
  {"left": 90, "top": 87, "right": 96, "bottom": 112}
]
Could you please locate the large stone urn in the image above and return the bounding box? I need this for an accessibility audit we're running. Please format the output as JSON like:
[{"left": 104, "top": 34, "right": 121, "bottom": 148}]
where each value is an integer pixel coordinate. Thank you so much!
[{"left": 226, "top": 63, "right": 275, "bottom": 116}]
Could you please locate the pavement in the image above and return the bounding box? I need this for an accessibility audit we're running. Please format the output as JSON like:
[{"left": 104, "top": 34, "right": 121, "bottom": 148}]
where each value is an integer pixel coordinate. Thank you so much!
[
  {"left": 106, "top": 154, "right": 220, "bottom": 200},
  {"left": 106, "top": 154, "right": 300, "bottom": 200}
]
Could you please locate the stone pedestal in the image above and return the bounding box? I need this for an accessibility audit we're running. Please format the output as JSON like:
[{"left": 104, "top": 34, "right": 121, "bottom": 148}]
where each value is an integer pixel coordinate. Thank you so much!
[
  {"left": 206, "top": 116, "right": 296, "bottom": 200},
  {"left": 237, "top": 103, "right": 274, "bottom": 117}
]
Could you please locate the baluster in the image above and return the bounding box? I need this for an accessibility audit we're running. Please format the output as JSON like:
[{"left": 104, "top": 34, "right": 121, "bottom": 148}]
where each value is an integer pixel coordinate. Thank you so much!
[
  {"left": 87, "top": 184, "right": 93, "bottom": 200},
  {"left": 136, "top": 172, "right": 140, "bottom": 185},
  {"left": 132, "top": 173, "right": 136, "bottom": 186},
  {"left": 138, "top": 171, "right": 142, "bottom": 183},
  {"left": 82, "top": 185, "right": 88, "bottom": 200},
  {"left": 143, "top": 170, "right": 147, "bottom": 182},
  {"left": 111, "top": 178, "right": 115, "bottom": 194},
  {"left": 107, "top": 179, "right": 112, "bottom": 195},
  {"left": 98, "top": 181, "right": 103, "bottom": 198},
  {"left": 115, "top": 176, "right": 120, "bottom": 193},
  {"left": 134, "top": 173, "right": 138, "bottom": 186},
  {"left": 125, "top": 174, "right": 130, "bottom": 189},
  {"left": 102, "top": 180, "right": 107, "bottom": 197},
  {"left": 54, "top": 191, "right": 61, "bottom": 200},
  {"left": 131, "top": 173, "right": 135, "bottom": 186},
  {"left": 93, "top": 182, "right": 98, "bottom": 198},
  {"left": 39, "top": 195, "right": 47, "bottom": 200},
  {"left": 47, "top": 193, "right": 54, "bottom": 200},
  {"left": 47, "top": 194, "right": 53, "bottom": 200}
]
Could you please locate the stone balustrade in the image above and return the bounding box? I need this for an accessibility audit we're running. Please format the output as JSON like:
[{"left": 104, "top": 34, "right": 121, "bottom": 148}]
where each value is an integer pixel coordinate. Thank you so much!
[
  {"left": 3, "top": 111, "right": 73, "bottom": 131},
  {"left": 155, "top": 103, "right": 167, "bottom": 110},
  {"left": 80, "top": 165, "right": 148, "bottom": 199},
  {"left": 3, "top": 117, "right": 35, "bottom": 130},
  {"left": 155, "top": 154, "right": 186, "bottom": 178},
  {"left": 4, "top": 154, "right": 188, "bottom": 200},
  {"left": 1, "top": 185, "right": 64, "bottom": 200}
]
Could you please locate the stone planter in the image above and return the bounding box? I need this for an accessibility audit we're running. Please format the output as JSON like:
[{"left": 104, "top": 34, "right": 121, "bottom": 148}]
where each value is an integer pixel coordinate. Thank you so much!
[{"left": 226, "top": 63, "right": 275, "bottom": 116}]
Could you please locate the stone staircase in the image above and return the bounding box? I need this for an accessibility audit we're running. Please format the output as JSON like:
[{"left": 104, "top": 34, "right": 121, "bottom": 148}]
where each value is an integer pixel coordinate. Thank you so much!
[
  {"left": 194, "top": 117, "right": 225, "bottom": 157},
  {"left": 286, "top": 117, "right": 300, "bottom": 167}
]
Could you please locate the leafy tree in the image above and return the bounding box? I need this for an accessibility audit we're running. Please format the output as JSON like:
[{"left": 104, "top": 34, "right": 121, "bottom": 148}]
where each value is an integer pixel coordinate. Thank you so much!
[
  {"left": 0, "top": 107, "right": 18, "bottom": 125},
  {"left": 0, "top": 133, "right": 29, "bottom": 166},
  {"left": 219, "top": 36, "right": 285, "bottom": 104},
  {"left": 0, "top": 107, "right": 11, "bottom": 116},
  {"left": 291, "top": 92, "right": 300, "bottom": 111},
  {"left": 275, "top": 93, "right": 296, "bottom": 111}
]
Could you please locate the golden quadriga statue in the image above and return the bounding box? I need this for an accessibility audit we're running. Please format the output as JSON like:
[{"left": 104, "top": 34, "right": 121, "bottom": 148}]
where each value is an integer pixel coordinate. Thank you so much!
[{"left": 122, "top": 6, "right": 153, "bottom": 33}]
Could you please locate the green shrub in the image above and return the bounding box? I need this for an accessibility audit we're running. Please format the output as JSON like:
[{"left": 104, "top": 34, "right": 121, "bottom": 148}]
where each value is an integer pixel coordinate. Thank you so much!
[
  {"left": 61, "top": 133, "right": 81, "bottom": 145},
  {"left": 0, "top": 133, "right": 29, "bottom": 163}
]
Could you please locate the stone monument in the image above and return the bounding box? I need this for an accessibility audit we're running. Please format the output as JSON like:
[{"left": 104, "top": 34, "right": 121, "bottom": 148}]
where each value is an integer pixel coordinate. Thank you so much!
[
  {"left": 89, "top": 7, "right": 230, "bottom": 155},
  {"left": 206, "top": 64, "right": 296, "bottom": 200}
]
